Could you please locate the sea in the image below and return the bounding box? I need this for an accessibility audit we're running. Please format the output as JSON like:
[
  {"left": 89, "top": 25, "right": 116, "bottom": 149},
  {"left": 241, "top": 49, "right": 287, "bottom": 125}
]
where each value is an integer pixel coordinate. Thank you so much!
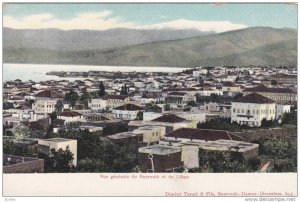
[{"left": 3, "top": 63, "right": 188, "bottom": 82}]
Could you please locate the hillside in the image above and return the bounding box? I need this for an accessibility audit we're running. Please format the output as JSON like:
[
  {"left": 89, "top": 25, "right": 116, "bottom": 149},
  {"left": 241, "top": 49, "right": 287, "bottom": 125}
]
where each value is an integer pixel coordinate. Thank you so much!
[{"left": 3, "top": 27, "right": 297, "bottom": 67}]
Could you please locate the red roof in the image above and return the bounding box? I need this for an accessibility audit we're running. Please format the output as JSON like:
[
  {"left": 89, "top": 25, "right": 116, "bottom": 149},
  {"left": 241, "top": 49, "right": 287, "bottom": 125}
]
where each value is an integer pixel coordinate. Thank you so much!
[
  {"left": 59, "top": 111, "right": 82, "bottom": 117},
  {"left": 165, "top": 128, "right": 243, "bottom": 141},
  {"left": 102, "top": 94, "right": 128, "bottom": 100},
  {"left": 236, "top": 93, "right": 275, "bottom": 104},
  {"left": 152, "top": 114, "right": 186, "bottom": 123},
  {"left": 35, "top": 90, "right": 64, "bottom": 98},
  {"left": 113, "top": 104, "right": 143, "bottom": 111},
  {"left": 245, "top": 85, "right": 296, "bottom": 94}
]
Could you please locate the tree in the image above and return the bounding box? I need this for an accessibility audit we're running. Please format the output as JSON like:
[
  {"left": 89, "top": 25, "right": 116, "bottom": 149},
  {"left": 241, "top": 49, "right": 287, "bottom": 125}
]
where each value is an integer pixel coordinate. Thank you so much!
[
  {"left": 120, "top": 84, "right": 128, "bottom": 96},
  {"left": 12, "top": 124, "right": 34, "bottom": 139},
  {"left": 99, "top": 81, "right": 106, "bottom": 97},
  {"left": 271, "top": 80, "right": 277, "bottom": 86},
  {"left": 263, "top": 138, "right": 289, "bottom": 167},
  {"left": 76, "top": 158, "right": 108, "bottom": 172},
  {"left": 65, "top": 90, "right": 79, "bottom": 108},
  {"left": 49, "top": 111, "right": 57, "bottom": 122},
  {"left": 79, "top": 90, "right": 91, "bottom": 109},
  {"left": 281, "top": 111, "right": 297, "bottom": 125},
  {"left": 164, "top": 104, "right": 171, "bottom": 111},
  {"left": 136, "top": 111, "right": 143, "bottom": 120},
  {"left": 55, "top": 100, "right": 63, "bottom": 112},
  {"left": 39, "top": 148, "right": 74, "bottom": 173}
]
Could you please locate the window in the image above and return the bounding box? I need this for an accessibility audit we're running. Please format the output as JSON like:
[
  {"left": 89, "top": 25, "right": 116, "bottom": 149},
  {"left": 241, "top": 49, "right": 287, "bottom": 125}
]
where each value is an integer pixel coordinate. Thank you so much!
[
  {"left": 233, "top": 108, "right": 236, "bottom": 113},
  {"left": 257, "top": 110, "right": 259, "bottom": 114}
]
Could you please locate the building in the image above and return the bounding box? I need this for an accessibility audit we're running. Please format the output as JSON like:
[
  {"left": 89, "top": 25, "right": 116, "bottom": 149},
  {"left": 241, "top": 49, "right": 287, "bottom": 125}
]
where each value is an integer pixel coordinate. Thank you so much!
[
  {"left": 3, "top": 154, "right": 44, "bottom": 173},
  {"left": 38, "top": 138, "right": 77, "bottom": 166},
  {"left": 138, "top": 145, "right": 183, "bottom": 172},
  {"left": 276, "top": 104, "right": 291, "bottom": 119},
  {"left": 102, "top": 95, "right": 130, "bottom": 110},
  {"left": 32, "top": 90, "right": 64, "bottom": 114},
  {"left": 57, "top": 111, "right": 83, "bottom": 124},
  {"left": 112, "top": 103, "right": 143, "bottom": 120},
  {"left": 90, "top": 99, "right": 107, "bottom": 111},
  {"left": 270, "top": 74, "right": 297, "bottom": 85},
  {"left": 133, "top": 125, "right": 166, "bottom": 145},
  {"left": 231, "top": 93, "right": 276, "bottom": 127},
  {"left": 243, "top": 85, "right": 297, "bottom": 104},
  {"left": 107, "top": 132, "right": 143, "bottom": 146}
]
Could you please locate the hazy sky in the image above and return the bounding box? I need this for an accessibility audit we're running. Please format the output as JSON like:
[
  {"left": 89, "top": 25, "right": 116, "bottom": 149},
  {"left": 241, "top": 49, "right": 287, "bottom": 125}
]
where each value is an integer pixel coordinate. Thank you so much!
[{"left": 3, "top": 3, "right": 297, "bottom": 32}]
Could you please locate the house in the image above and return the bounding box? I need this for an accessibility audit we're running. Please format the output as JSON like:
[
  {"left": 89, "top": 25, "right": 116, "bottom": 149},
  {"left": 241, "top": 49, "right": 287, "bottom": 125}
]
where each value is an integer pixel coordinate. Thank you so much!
[
  {"left": 275, "top": 104, "right": 291, "bottom": 120},
  {"left": 3, "top": 154, "right": 44, "bottom": 173},
  {"left": 270, "top": 74, "right": 297, "bottom": 85},
  {"left": 133, "top": 125, "right": 166, "bottom": 145},
  {"left": 57, "top": 111, "right": 83, "bottom": 124},
  {"left": 112, "top": 103, "right": 143, "bottom": 120},
  {"left": 102, "top": 95, "right": 129, "bottom": 110},
  {"left": 107, "top": 132, "right": 143, "bottom": 146},
  {"left": 138, "top": 145, "right": 183, "bottom": 172},
  {"left": 32, "top": 90, "right": 64, "bottom": 114},
  {"left": 165, "top": 92, "right": 196, "bottom": 106},
  {"left": 231, "top": 93, "right": 276, "bottom": 127},
  {"left": 38, "top": 138, "right": 77, "bottom": 166},
  {"left": 243, "top": 85, "right": 297, "bottom": 104},
  {"left": 90, "top": 99, "right": 107, "bottom": 111},
  {"left": 140, "top": 94, "right": 155, "bottom": 104}
]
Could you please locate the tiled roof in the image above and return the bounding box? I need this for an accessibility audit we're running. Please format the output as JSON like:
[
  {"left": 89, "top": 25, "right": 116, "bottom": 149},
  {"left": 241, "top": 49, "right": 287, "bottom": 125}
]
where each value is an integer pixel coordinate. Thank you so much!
[
  {"left": 236, "top": 93, "right": 275, "bottom": 104},
  {"left": 113, "top": 103, "right": 143, "bottom": 111},
  {"left": 165, "top": 128, "right": 243, "bottom": 141},
  {"left": 59, "top": 111, "right": 82, "bottom": 117},
  {"left": 245, "top": 85, "right": 296, "bottom": 94},
  {"left": 102, "top": 94, "right": 128, "bottom": 100},
  {"left": 35, "top": 90, "right": 64, "bottom": 98},
  {"left": 152, "top": 114, "right": 186, "bottom": 123}
]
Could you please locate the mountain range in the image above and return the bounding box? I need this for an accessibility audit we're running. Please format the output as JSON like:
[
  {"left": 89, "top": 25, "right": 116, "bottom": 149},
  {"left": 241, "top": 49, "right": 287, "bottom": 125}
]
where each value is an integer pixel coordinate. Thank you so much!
[{"left": 3, "top": 26, "right": 297, "bottom": 67}]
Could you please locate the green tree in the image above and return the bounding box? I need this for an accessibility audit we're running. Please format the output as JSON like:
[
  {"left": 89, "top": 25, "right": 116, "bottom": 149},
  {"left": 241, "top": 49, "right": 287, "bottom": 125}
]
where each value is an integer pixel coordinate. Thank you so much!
[
  {"left": 55, "top": 100, "right": 64, "bottom": 112},
  {"left": 281, "top": 111, "right": 297, "bottom": 125},
  {"left": 164, "top": 104, "right": 171, "bottom": 111},
  {"left": 39, "top": 148, "right": 74, "bottom": 173},
  {"left": 3, "top": 139, "right": 16, "bottom": 155},
  {"left": 79, "top": 90, "right": 91, "bottom": 109},
  {"left": 99, "top": 81, "right": 106, "bottom": 97},
  {"left": 136, "top": 111, "right": 143, "bottom": 120},
  {"left": 263, "top": 138, "right": 289, "bottom": 167},
  {"left": 76, "top": 158, "right": 108, "bottom": 172},
  {"left": 120, "top": 84, "right": 128, "bottom": 96},
  {"left": 65, "top": 90, "right": 79, "bottom": 108},
  {"left": 271, "top": 80, "right": 277, "bottom": 86}
]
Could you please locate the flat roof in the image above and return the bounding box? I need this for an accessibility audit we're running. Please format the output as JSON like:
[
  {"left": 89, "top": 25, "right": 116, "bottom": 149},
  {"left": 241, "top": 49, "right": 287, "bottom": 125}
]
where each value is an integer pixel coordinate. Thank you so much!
[
  {"left": 138, "top": 145, "right": 181, "bottom": 155},
  {"left": 42, "top": 138, "right": 74, "bottom": 143},
  {"left": 3, "top": 154, "right": 42, "bottom": 166},
  {"left": 107, "top": 132, "right": 142, "bottom": 140}
]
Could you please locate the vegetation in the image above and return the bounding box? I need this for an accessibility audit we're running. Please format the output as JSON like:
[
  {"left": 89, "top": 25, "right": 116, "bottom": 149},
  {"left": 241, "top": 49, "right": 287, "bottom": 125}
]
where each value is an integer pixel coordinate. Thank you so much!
[
  {"left": 189, "top": 150, "right": 261, "bottom": 173},
  {"left": 79, "top": 90, "right": 91, "bottom": 109},
  {"left": 198, "top": 118, "right": 249, "bottom": 132},
  {"left": 281, "top": 111, "right": 297, "bottom": 126},
  {"left": 54, "top": 100, "right": 64, "bottom": 112},
  {"left": 120, "top": 84, "right": 129, "bottom": 96},
  {"left": 65, "top": 90, "right": 79, "bottom": 108},
  {"left": 99, "top": 81, "right": 106, "bottom": 97},
  {"left": 39, "top": 148, "right": 74, "bottom": 173}
]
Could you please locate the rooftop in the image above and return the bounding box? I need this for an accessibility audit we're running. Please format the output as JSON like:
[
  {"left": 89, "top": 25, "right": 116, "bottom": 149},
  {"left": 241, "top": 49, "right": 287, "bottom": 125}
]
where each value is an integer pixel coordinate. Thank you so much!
[
  {"left": 138, "top": 145, "right": 181, "bottom": 155},
  {"left": 152, "top": 114, "right": 186, "bottom": 123},
  {"left": 235, "top": 93, "right": 275, "bottom": 104},
  {"left": 165, "top": 128, "right": 243, "bottom": 141}
]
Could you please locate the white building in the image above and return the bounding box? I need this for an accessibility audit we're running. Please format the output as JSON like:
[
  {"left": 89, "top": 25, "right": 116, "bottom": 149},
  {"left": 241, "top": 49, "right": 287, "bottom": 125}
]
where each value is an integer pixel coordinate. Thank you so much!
[
  {"left": 32, "top": 90, "right": 64, "bottom": 114},
  {"left": 133, "top": 125, "right": 166, "bottom": 144},
  {"left": 231, "top": 93, "right": 276, "bottom": 127},
  {"left": 57, "top": 111, "right": 83, "bottom": 124},
  {"left": 90, "top": 99, "right": 107, "bottom": 111},
  {"left": 112, "top": 103, "right": 143, "bottom": 120},
  {"left": 38, "top": 138, "right": 78, "bottom": 166}
]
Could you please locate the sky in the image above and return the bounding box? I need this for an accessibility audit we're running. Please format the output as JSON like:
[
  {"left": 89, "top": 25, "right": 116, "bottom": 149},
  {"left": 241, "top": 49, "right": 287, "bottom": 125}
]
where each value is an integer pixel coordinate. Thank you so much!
[{"left": 3, "top": 3, "right": 298, "bottom": 32}]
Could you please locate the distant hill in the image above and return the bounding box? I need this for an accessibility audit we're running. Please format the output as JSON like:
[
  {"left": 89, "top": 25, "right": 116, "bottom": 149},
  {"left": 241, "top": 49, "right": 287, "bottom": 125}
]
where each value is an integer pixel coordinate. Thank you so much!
[{"left": 3, "top": 27, "right": 297, "bottom": 67}]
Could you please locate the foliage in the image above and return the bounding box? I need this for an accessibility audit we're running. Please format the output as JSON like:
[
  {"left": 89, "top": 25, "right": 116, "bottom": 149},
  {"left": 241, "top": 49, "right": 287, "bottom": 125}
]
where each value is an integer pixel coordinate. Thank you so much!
[
  {"left": 12, "top": 124, "right": 35, "bottom": 139},
  {"left": 120, "top": 84, "right": 129, "bottom": 95},
  {"left": 186, "top": 100, "right": 197, "bottom": 107},
  {"left": 3, "top": 139, "right": 16, "bottom": 155},
  {"left": 39, "top": 148, "right": 74, "bottom": 173},
  {"left": 281, "top": 111, "right": 297, "bottom": 125},
  {"left": 263, "top": 138, "right": 290, "bottom": 164},
  {"left": 103, "top": 123, "right": 128, "bottom": 136},
  {"left": 198, "top": 118, "right": 248, "bottom": 132},
  {"left": 76, "top": 158, "right": 108, "bottom": 172},
  {"left": 65, "top": 90, "right": 79, "bottom": 108},
  {"left": 55, "top": 100, "right": 64, "bottom": 112},
  {"left": 99, "top": 81, "right": 106, "bottom": 97},
  {"left": 49, "top": 111, "right": 57, "bottom": 122},
  {"left": 164, "top": 103, "right": 171, "bottom": 111},
  {"left": 189, "top": 150, "right": 261, "bottom": 173},
  {"left": 136, "top": 111, "right": 143, "bottom": 120},
  {"left": 79, "top": 90, "right": 91, "bottom": 109},
  {"left": 90, "top": 91, "right": 100, "bottom": 99},
  {"left": 261, "top": 118, "right": 279, "bottom": 128}
]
